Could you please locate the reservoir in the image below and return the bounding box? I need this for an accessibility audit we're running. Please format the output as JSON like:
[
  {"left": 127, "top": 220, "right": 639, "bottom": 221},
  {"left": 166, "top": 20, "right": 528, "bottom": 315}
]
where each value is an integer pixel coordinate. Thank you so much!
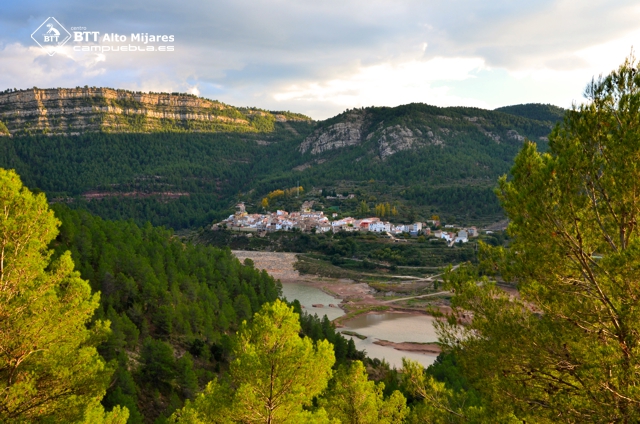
[
  {"left": 281, "top": 282, "right": 438, "bottom": 368},
  {"left": 340, "top": 312, "right": 439, "bottom": 368},
  {"left": 281, "top": 282, "right": 345, "bottom": 321}
]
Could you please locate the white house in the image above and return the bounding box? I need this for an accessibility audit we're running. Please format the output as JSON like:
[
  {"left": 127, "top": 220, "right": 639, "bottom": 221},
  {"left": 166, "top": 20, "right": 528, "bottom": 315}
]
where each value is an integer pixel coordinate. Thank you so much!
[
  {"left": 394, "top": 224, "right": 408, "bottom": 233},
  {"left": 455, "top": 230, "right": 468, "bottom": 243},
  {"left": 316, "top": 223, "right": 332, "bottom": 232},
  {"left": 439, "top": 232, "right": 455, "bottom": 242},
  {"left": 370, "top": 221, "right": 391, "bottom": 232}
]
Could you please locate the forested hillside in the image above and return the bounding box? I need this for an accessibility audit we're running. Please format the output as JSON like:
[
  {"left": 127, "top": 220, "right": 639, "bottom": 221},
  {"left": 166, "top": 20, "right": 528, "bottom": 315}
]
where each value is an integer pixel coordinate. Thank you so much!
[
  {"left": 49, "top": 205, "right": 365, "bottom": 422},
  {"left": 494, "top": 103, "right": 566, "bottom": 123},
  {"left": 4, "top": 54, "right": 640, "bottom": 424},
  {"left": 0, "top": 96, "right": 563, "bottom": 229},
  {"left": 50, "top": 206, "right": 281, "bottom": 421},
  {"left": 0, "top": 122, "right": 313, "bottom": 228}
]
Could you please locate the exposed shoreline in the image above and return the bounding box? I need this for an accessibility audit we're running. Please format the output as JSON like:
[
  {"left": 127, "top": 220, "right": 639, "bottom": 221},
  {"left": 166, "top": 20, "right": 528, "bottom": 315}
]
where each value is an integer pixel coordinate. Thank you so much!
[
  {"left": 373, "top": 339, "right": 442, "bottom": 355},
  {"left": 232, "top": 250, "right": 451, "bottom": 323}
]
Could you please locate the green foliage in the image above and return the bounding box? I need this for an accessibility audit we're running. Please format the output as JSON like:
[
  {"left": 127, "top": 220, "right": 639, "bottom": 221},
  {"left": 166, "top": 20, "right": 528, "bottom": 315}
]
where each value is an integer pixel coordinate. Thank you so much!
[
  {"left": 204, "top": 229, "right": 475, "bottom": 269},
  {"left": 0, "top": 169, "right": 124, "bottom": 423},
  {"left": 50, "top": 205, "right": 282, "bottom": 421},
  {"left": 140, "top": 338, "right": 177, "bottom": 389},
  {"left": 0, "top": 121, "right": 9, "bottom": 135},
  {"left": 81, "top": 404, "right": 130, "bottom": 424},
  {"left": 247, "top": 112, "right": 276, "bottom": 132},
  {"left": 0, "top": 123, "right": 313, "bottom": 229},
  {"left": 319, "top": 360, "right": 408, "bottom": 424},
  {"left": 358, "top": 200, "right": 371, "bottom": 216},
  {"left": 268, "top": 110, "right": 313, "bottom": 121},
  {"left": 0, "top": 101, "right": 562, "bottom": 230},
  {"left": 167, "top": 378, "right": 234, "bottom": 424},
  {"left": 442, "top": 56, "right": 640, "bottom": 421},
  {"left": 171, "top": 300, "right": 336, "bottom": 423},
  {"left": 292, "top": 301, "right": 365, "bottom": 364},
  {"left": 400, "top": 359, "right": 512, "bottom": 424},
  {"left": 494, "top": 103, "right": 566, "bottom": 123}
]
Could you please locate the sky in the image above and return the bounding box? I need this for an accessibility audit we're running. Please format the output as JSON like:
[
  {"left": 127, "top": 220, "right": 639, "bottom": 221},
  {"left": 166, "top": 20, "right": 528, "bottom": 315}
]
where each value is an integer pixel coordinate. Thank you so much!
[{"left": 1, "top": 0, "right": 639, "bottom": 120}]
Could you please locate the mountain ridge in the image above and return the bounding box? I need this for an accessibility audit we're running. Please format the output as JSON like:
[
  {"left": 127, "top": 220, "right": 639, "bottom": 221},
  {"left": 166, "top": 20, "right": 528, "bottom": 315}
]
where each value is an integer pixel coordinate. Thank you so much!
[
  {"left": 297, "top": 102, "right": 558, "bottom": 162},
  {"left": 0, "top": 88, "right": 567, "bottom": 228},
  {"left": 0, "top": 87, "right": 311, "bottom": 136}
]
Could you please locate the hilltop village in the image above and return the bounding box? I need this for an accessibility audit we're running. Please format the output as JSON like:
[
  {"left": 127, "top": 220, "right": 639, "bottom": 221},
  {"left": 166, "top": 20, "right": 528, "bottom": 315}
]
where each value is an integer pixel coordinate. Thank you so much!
[{"left": 216, "top": 202, "right": 479, "bottom": 245}]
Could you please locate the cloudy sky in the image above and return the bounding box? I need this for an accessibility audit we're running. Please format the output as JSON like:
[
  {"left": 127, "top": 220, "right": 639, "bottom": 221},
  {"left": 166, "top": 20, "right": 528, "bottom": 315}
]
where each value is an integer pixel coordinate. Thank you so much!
[{"left": 1, "top": 0, "right": 639, "bottom": 119}]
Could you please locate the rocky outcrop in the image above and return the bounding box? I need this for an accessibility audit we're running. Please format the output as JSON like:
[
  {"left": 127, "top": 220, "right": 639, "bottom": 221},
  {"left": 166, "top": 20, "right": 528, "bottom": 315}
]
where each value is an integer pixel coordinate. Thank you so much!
[
  {"left": 374, "top": 125, "right": 410, "bottom": 158},
  {"left": 299, "top": 111, "right": 366, "bottom": 154},
  {"left": 506, "top": 129, "right": 525, "bottom": 142},
  {"left": 299, "top": 105, "right": 551, "bottom": 159},
  {"left": 372, "top": 125, "right": 421, "bottom": 159},
  {"left": 300, "top": 109, "right": 447, "bottom": 159},
  {"left": 0, "top": 87, "right": 311, "bottom": 136}
]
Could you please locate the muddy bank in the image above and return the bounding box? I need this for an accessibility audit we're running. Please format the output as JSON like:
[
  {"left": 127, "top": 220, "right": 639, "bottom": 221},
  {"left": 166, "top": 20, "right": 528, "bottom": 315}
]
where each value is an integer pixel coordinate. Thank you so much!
[
  {"left": 232, "top": 250, "right": 452, "bottom": 319},
  {"left": 373, "top": 340, "right": 442, "bottom": 355},
  {"left": 232, "top": 250, "right": 301, "bottom": 282}
]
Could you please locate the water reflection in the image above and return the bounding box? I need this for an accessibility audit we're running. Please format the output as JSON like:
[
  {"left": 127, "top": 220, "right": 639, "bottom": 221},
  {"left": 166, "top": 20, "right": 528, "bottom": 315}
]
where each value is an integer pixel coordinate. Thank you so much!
[
  {"left": 340, "top": 313, "right": 439, "bottom": 368},
  {"left": 345, "top": 336, "right": 438, "bottom": 369},
  {"left": 280, "top": 283, "right": 439, "bottom": 369},
  {"left": 341, "top": 313, "right": 439, "bottom": 343}
]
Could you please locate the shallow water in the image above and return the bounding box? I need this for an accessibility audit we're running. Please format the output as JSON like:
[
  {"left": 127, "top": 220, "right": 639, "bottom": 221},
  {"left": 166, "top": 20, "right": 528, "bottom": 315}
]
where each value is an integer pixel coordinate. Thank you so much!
[
  {"left": 281, "top": 283, "right": 439, "bottom": 368},
  {"left": 340, "top": 313, "right": 439, "bottom": 368},
  {"left": 281, "top": 282, "right": 345, "bottom": 321},
  {"left": 341, "top": 313, "right": 439, "bottom": 343},
  {"left": 344, "top": 336, "right": 438, "bottom": 369}
]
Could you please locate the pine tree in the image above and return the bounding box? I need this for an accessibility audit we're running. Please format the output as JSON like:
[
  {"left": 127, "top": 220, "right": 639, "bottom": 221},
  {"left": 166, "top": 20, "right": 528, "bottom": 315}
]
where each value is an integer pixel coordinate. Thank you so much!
[
  {"left": 171, "top": 299, "right": 335, "bottom": 423},
  {"left": 0, "top": 169, "right": 126, "bottom": 423},
  {"left": 320, "top": 360, "right": 408, "bottom": 424},
  {"left": 442, "top": 56, "right": 640, "bottom": 421}
]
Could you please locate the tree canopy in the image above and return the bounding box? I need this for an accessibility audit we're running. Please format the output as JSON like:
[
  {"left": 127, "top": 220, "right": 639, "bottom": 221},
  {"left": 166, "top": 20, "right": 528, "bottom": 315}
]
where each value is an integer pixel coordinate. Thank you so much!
[
  {"left": 0, "top": 169, "right": 126, "bottom": 423},
  {"left": 171, "top": 299, "right": 335, "bottom": 423},
  {"left": 441, "top": 56, "right": 640, "bottom": 422},
  {"left": 319, "top": 360, "right": 408, "bottom": 424}
]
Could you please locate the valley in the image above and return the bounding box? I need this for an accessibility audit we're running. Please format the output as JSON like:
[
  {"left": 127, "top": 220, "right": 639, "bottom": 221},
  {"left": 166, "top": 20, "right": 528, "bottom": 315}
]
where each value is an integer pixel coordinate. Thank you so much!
[
  {"left": 231, "top": 249, "right": 445, "bottom": 368},
  {"left": 0, "top": 88, "right": 561, "bottom": 421},
  {"left": 0, "top": 88, "right": 565, "bottom": 231}
]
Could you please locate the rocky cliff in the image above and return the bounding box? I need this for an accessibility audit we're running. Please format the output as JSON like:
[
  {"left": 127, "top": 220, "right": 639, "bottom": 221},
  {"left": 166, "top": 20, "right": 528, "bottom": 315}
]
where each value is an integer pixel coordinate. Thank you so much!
[
  {"left": 0, "top": 87, "right": 311, "bottom": 136},
  {"left": 299, "top": 110, "right": 365, "bottom": 154},
  {"left": 299, "top": 104, "right": 555, "bottom": 160}
]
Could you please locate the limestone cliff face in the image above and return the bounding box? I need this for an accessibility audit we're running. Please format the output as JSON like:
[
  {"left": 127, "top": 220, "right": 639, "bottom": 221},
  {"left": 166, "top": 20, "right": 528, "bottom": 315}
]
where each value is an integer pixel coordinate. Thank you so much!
[
  {"left": 0, "top": 88, "right": 310, "bottom": 135},
  {"left": 298, "top": 105, "right": 543, "bottom": 160},
  {"left": 299, "top": 109, "right": 447, "bottom": 159},
  {"left": 299, "top": 111, "right": 366, "bottom": 154}
]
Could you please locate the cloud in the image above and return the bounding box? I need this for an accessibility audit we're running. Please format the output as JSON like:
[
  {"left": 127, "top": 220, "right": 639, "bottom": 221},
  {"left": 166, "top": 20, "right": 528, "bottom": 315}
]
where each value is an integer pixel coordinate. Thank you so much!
[
  {"left": 273, "top": 57, "right": 489, "bottom": 116},
  {"left": 1, "top": 0, "right": 639, "bottom": 119}
]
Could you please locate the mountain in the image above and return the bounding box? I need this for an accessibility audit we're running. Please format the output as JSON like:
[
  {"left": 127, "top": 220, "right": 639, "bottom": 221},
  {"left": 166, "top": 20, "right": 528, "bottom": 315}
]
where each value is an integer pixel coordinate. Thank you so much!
[
  {"left": 0, "top": 89, "right": 564, "bottom": 228},
  {"left": 300, "top": 104, "right": 551, "bottom": 159},
  {"left": 0, "top": 87, "right": 310, "bottom": 136},
  {"left": 258, "top": 103, "right": 556, "bottom": 223}
]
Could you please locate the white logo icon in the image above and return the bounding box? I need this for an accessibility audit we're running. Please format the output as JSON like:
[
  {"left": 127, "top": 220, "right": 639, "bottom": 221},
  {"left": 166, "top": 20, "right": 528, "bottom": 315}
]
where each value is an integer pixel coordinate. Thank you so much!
[{"left": 31, "top": 17, "right": 71, "bottom": 56}]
